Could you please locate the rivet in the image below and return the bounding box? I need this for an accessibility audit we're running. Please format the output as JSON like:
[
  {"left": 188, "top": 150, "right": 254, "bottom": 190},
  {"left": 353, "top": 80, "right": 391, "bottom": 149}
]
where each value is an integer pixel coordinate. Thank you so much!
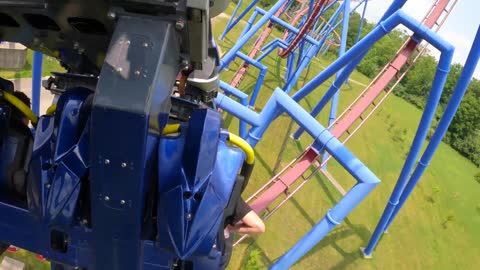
[
  {"left": 186, "top": 213, "right": 192, "bottom": 220},
  {"left": 175, "top": 20, "right": 185, "bottom": 30},
  {"left": 104, "top": 159, "right": 110, "bottom": 165},
  {"left": 107, "top": 11, "right": 116, "bottom": 19},
  {"left": 121, "top": 163, "right": 127, "bottom": 168},
  {"left": 104, "top": 196, "right": 110, "bottom": 201},
  {"left": 120, "top": 200, "right": 126, "bottom": 205}
]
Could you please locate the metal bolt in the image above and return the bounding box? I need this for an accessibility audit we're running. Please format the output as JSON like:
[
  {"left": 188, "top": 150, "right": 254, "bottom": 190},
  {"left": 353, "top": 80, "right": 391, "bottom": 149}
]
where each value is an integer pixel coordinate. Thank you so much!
[
  {"left": 104, "top": 159, "right": 110, "bottom": 165},
  {"left": 120, "top": 200, "right": 126, "bottom": 205},
  {"left": 121, "top": 162, "right": 127, "bottom": 168},
  {"left": 107, "top": 11, "right": 116, "bottom": 19},
  {"left": 104, "top": 196, "right": 110, "bottom": 201},
  {"left": 186, "top": 213, "right": 192, "bottom": 220},
  {"left": 175, "top": 20, "right": 185, "bottom": 30}
]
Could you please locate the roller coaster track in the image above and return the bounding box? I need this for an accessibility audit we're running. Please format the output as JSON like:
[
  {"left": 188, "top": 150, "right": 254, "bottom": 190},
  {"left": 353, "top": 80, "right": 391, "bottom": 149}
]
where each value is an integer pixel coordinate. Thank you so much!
[{"left": 234, "top": 0, "right": 458, "bottom": 246}]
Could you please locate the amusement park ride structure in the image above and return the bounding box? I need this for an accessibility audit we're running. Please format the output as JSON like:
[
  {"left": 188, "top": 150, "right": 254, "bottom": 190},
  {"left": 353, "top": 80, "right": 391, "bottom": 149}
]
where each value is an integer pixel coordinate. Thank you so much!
[{"left": 0, "top": 0, "right": 478, "bottom": 270}]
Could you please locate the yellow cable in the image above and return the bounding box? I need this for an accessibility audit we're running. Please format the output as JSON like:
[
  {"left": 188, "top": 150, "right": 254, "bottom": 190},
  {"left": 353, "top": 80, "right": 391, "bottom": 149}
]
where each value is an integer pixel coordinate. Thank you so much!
[
  {"left": 228, "top": 132, "right": 255, "bottom": 165},
  {"left": 162, "top": 124, "right": 181, "bottom": 135},
  {"left": 1, "top": 91, "right": 38, "bottom": 124},
  {"left": 45, "top": 104, "right": 57, "bottom": 116}
]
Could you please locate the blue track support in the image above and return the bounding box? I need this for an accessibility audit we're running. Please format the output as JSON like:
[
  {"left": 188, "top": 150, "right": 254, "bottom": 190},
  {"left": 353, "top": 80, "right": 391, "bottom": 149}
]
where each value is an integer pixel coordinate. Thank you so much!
[
  {"left": 292, "top": 0, "right": 421, "bottom": 139},
  {"left": 219, "top": 81, "right": 249, "bottom": 138},
  {"left": 234, "top": 51, "right": 268, "bottom": 108},
  {"left": 220, "top": 0, "right": 288, "bottom": 70},
  {"left": 220, "top": 0, "right": 260, "bottom": 40},
  {"left": 370, "top": 25, "right": 480, "bottom": 251},
  {"left": 360, "top": 33, "right": 456, "bottom": 261},
  {"left": 254, "top": 7, "right": 320, "bottom": 47},
  {"left": 32, "top": 51, "right": 43, "bottom": 116},
  {"left": 321, "top": 0, "right": 351, "bottom": 169},
  {"left": 282, "top": 3, "right": 345, "bottom": 94},
  {"left": 355, "top": 0, "right": 369, "bottom": 44},
  {"left": 239, "top": 9, "right": 259, "bottom": 40},
  {"left": 216, "top": 88, "right": 380, "bottom": 270},
  {"left": 285, "top": 51, "right": 296, "bottom": 82},
  {"left": 258, "top": 41, "right": 288, "bottom": 62},
  {"left": 220, "top": 0, "right": 243, "bottom": 40}
]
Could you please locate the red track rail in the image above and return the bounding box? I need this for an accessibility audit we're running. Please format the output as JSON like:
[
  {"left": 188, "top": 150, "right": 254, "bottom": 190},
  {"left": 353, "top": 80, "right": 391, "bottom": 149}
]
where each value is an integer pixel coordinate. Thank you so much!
[
  {"left": 244, "top": 0, "right": 456, "bottom": 218},
  {"left": 278, "top": 0, "right": 329, "bottom": 58}
]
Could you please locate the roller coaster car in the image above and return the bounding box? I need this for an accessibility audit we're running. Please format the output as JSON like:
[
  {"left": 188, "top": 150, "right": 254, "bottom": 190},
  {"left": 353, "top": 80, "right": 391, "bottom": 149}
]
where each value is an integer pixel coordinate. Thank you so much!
[{"left": 0, "top": 1, "right": 257, "bottom": 270}]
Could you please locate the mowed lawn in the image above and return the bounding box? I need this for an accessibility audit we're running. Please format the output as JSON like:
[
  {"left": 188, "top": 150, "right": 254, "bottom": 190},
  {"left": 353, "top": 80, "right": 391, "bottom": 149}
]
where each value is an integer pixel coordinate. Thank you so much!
[{"left": 214, "top": 3, "right": 480, "bottom": 270}]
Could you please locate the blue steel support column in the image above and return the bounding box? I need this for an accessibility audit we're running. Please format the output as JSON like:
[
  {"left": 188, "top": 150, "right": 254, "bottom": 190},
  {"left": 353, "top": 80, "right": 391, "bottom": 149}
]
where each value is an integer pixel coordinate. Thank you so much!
[
  {"left": 221, "top": 0, "right": 262, "bottom": 40},
  {"left": 362, "top": 39, "right": 455, "bottom": 261},
  {"left": 251, "top": 67, "right": 268, "bottom": 107},
  {"left": 258, "top": 41, "right": 288, "bottom": 62},
  {"left": 220, "top": 0, "right": 288, "bottom": 70},
  {"left": 239, "top": 10, "right": 259, "bottom": 40},
  {"left": 219, "top": 81, "right": 249, "bottom": 138},
  {"left": 321, "top": 0, "right": 350, "bottom": 168},
  {"left": 382, "top": 26, "right": 480, "bottom": 233},
  {"left": 32, "top": 51, "right": 43, "bottom": 116},
  {"left": 234, "top": 51, "right": 268, "bottom": 108},
  {"left": 283, "top": 3, "right": 345, "bottom": 94},
  {"left": 292, "top": 0, "right": 408, "bottom": 138},
  {"left": 216, "top": 89, "right": 382, "bottom": 270},
  {"left": 251, "top": 11, "right": 453, "bottom": 148},
  {"left": 220, "top": 0, "right": 244, "bottom": 40}
]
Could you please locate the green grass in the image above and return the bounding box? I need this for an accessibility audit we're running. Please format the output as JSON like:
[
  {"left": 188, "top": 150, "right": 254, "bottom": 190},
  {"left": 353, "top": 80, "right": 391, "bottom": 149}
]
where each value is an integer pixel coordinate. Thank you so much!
[
  {"left": 0, "top": 250, "right": 50, "bottom": 269},
  {"left": 0, "top": 49, "right": 65, "bottom": 79},
  {"left": 214, "top": 3, "right": 480, "bottom": 270}
]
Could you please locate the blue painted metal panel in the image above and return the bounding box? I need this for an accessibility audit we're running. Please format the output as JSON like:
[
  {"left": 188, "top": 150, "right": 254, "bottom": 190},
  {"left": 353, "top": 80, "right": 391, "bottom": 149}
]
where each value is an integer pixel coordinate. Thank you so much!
[{"left": 157, "top": 109, "right": 244, "bottom": 263}]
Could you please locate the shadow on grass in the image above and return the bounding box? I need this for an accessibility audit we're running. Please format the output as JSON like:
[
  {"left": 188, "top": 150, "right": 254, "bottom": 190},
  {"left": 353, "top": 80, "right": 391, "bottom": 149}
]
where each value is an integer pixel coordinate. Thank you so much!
[
  {"left": 298, "top": 223, "right": 370, "bottom": 270},
  {"left": 235, "top": 238, "right": 273, "bottom": 269},
  {"left": 290, "top": 197, "right": 316, "bottom": 227},
  {"left": 256, "top": 152, "right": 274, "bottom": 177}
]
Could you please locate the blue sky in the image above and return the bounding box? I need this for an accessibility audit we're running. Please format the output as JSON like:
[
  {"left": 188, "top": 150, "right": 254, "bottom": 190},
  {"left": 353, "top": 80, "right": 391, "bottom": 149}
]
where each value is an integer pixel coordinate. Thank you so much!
[{"left": 352, "top": 0, "right": 480, "bottom": 78}]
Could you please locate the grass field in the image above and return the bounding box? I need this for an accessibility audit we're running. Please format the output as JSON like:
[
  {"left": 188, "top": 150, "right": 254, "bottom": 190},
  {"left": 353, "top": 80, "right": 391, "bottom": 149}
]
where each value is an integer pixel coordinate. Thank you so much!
[
  {"left": 214, "top": 3, "right": 480, "bottom": 270},
  {"left": 0, "top": 49, "right": 64, "bottom": 79}
]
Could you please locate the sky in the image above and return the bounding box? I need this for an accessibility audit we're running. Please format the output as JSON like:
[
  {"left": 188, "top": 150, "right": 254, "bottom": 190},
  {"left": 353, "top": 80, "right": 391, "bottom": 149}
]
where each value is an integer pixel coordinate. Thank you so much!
[{"left": 351, "top": 0, "right": 480, "bottom": 78}]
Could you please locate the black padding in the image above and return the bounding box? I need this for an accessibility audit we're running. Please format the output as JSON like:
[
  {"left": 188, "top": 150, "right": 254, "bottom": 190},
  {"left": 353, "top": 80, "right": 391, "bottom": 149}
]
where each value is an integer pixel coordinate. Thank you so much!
[
  {"left": 4, "top": 124, "right": 33, "bottom": 197},
  {"left": 0, "top": 77, "right": 14, "bottom": 93}
]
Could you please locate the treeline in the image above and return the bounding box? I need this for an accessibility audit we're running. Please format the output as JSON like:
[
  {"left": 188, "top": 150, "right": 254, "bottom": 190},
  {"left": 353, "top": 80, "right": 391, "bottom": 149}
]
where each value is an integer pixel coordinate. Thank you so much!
[{"left": 329, "top": 9, "right": 480, "bottom": 166}]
